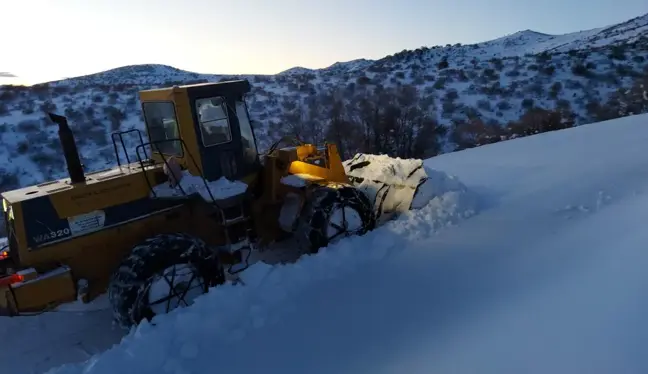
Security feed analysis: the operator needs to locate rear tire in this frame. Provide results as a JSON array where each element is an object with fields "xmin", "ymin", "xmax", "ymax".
[
  {"xmin": 108, "ymin": 233, "xmax": 225, "ymax": 328},
  {"xmin": 296, "ymin": 183, "xmax": 375, "ymax": 253}
]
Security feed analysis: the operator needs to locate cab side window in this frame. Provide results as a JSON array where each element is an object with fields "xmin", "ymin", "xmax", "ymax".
[
  {"xmin": 196, "ymin": 97, "xmax": 232, "ymax": 147},
  {"xmin": 142, "ymin": 101, "xmax": 183, "ymax": 156},
  {"xmin": 235, "ymin": 100, "xmax": 259, "ymax": 164}
]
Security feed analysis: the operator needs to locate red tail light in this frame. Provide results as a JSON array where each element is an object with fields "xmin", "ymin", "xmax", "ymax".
[{"xmin": 0, "ymin": 274, "xmax": 23, "ymax": 287}]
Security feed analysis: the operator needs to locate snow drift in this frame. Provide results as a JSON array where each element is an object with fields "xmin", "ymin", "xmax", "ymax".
[
  {"xmin": 4, "ymin": 113, "xmax": 648, "ymax": 374},
  {"xmin": 42, "ymin": 166, "xmax": 478, "ymax": 374}
]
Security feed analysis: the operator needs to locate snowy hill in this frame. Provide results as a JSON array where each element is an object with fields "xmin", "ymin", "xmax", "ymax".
[
  {"xmin": 279, "ymin": 59, "xmax": 373, "ymax": 76},
  {"xmin": 0, "ymin": 13, "xmax": 646, "ymax": 198},
  {"xmin": 51, "ymin": 64, "xmax": 214, "ymax": 87},
  {"xmin": 2, "ymin": 112, "xmax": 648, "ymax": 374},
  {"xmin": 478, "ymin": 13, "xmax": 648, "ymax": 58}
]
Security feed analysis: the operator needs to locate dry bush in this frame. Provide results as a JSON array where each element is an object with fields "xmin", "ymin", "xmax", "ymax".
[
  {"xmin": 450, "ymin": 118, "xmax": 505, "ymax": 150},
  {"xmin": 507, "ymin": 108, "xmax": 574, "ymax": 137}
]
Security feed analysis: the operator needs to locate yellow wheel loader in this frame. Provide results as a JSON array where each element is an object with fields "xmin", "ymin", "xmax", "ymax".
[{"xmin": 0, "ymin": 80, "xmax": 435, "ymax": 327}]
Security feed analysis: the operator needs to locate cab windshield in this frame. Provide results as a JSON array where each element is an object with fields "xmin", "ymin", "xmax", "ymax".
[{"xmin": 196, "ymin": 97, "xmax": 232, "ymax": 147}]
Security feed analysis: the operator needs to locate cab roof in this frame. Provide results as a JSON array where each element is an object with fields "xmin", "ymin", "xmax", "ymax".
[{"xmin": 139, "ymin": 79, "xmax": 251, "ymax": 99}]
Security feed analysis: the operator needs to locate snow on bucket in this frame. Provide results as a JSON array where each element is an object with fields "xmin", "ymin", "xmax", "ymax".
[{"xmin": 344, "ymin": 153, "xmax": 467, "ymax": 224}]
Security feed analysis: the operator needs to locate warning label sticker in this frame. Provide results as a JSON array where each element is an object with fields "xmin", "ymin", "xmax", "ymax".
[{"xmin": 67, "ymin": 210, "xmax": 106, "ymax": 236}]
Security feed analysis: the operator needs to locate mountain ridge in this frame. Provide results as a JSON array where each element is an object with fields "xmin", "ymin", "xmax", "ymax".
[{"xmin": 10, "ymin": 13, "xmax": 645, "ymax": 88}]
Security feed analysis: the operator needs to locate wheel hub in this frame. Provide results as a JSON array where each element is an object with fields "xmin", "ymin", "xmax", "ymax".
[
  {"xmin": 326, "ymin": 204, "xmax": 363, "ymax": 241},
  {"xmin": 146, "ymin": 263, "xmax": 206, "ymax": 315}
]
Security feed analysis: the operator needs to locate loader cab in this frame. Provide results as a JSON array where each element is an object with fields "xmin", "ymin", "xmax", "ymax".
[{"xmin": 139, "ymin": 80, "xmax": 260, "ymax": 182}]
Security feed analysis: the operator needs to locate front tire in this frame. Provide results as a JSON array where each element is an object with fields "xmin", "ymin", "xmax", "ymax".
[
  {"xmin": 108, "ymin": 233, "xmax": 225, "ymax": 328},
  {"xmin": 297, "ymin": 183, "xmax": 375, "ymax": 253}
]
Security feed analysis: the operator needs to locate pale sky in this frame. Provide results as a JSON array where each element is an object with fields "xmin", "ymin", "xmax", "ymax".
[{"xmin": 1, "ymin": 0, "xmax": 647, "ymax": 85}]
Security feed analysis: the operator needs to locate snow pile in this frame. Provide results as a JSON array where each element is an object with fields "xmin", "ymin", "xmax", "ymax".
[
  {"xmin": 411, "ymin": 166, "xmax": 473, "ymax": 209},
  {"xmin": 46, "ymin": 167, "xmax": 479, "ymax": 374},
  {"xmin": 151, "ymin": 171, "xmax": 248, "ymax": 201},
  {"xmin": 392, "ymin": 168, "xmax": 478, "ymax": 240}
]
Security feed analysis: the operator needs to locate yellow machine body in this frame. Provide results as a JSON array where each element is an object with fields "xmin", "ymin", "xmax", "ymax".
[{"xmin": 0, "ymin": 80, "xmax": 355, "ymax": 315}]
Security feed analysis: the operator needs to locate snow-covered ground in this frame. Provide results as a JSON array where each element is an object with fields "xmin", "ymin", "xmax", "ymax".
[
  {"xmin": 3, "ymin": 113, "xmax": 648, "ymax": 373},
  {"xmin": 0, "ymin": 295, "xmax": 124, "ymax": 374}
]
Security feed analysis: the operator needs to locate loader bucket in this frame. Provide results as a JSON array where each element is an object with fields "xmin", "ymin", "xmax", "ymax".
[{"xmin": 343, "ymin": 154, "xmax": 440, "ymax": 224}]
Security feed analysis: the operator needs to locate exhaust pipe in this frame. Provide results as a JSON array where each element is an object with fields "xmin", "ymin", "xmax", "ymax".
[{"xmin": 48, "ymin": 113, "xmax": 86, "ymax": 184}]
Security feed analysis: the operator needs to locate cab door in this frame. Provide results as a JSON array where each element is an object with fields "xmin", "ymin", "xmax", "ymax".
[{"xmin": 192, "ymin": 96, "xmax": 259, "ymax": 181}]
